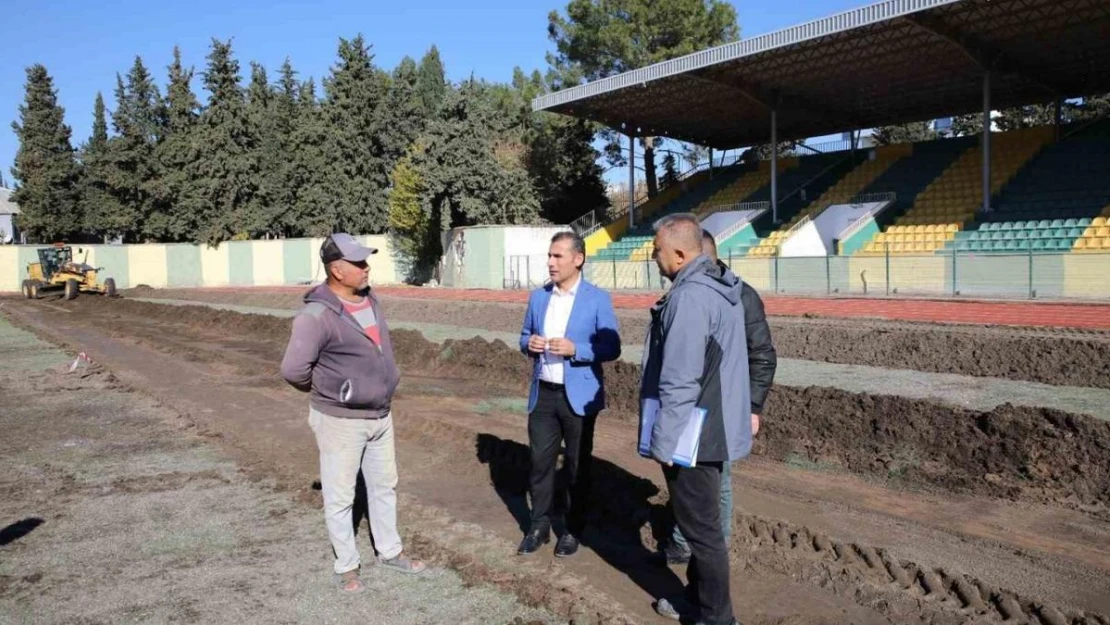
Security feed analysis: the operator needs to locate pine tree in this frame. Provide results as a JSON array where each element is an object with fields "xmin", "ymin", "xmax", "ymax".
[
  {"xmin": 288, "ymin": 78, "xmax": 334, "ymax": 236},
  {"xmin": 416, "ymin": 46, "xmax": 447, "ymax": 118},
  {"xmin": 660, "ymin": 153, "xmax": 680, "ymax": 189},
  {"xmin": 872, "ymin": 120, "xmax": 938, "ymax": 146},
  {"xmin": 10, "ymin": 64, "xmax": 80, "ymax": 242},
  {"xmin": 378, "ymin": 56, "xmax": 425, "ymax": 176},
  {"xmin": 186, "ymin": 39, "xmax": 260, "ymax": 244},
  {"xmin": 103, "ymin": 57, "xmax": 164, "ymax": 241},
  {"xmin": 150, "ymin": 46, "xmax": 201, "ymax": 241},
  {"xmin": 410, "ymin": 80, "xmax": 540, "ymax": 244},
  {"xmin": 246, "ymin": 61, "xmax": 278, "ymax": 236},
  {"xmin": 78, "ymin": 92, "xmax": 121, "ymax": 241},
  {"xmin": 262, "ymin": 58, "xmax": 303, "ymax": 237}
]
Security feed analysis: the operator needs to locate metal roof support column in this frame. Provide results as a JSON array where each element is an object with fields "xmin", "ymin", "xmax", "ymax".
[
  {"xmin": 1054, "ymin": 96, "xmax": 1063, "ymax": 142},
  {"xmin": 981, "ymin": 71, "xmax": 992, "ymax": 214},
  {"xmin": 709, "ymin": 148, "xmax": 714, "ymax": 180},
  {"xmin": 628, "ymin": 134, "xmax": 636, "ymax": 229},
  {"xmin": 771, "ymin": 108, "xmax": 779, "ymax": 224}
]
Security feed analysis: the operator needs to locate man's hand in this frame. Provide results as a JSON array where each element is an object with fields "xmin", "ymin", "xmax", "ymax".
[
  {"xmin": 527, "ymin": 335, "xmax": 547, "ymax": 354},
  {"xmin": 752, "ymin": 413, "xmax": 761, "ymax": 437},
  {"xmin": 546, "ymin": 337, "xmax": 576, "ymax": 357}
]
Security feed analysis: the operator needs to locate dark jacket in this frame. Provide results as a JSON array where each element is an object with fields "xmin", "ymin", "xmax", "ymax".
[
  {"xmin": 280, "ymin": 284, "xmax": 401, "ymax": 419},
  {"xmin": 639, "ymin": 255, "xmax": 751, "ymax": 464},
  {"xmin": 727, "ymin": 260, "xmax": 777, "ymax": 414}
]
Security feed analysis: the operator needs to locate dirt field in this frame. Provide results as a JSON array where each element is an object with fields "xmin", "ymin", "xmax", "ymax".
[{"xmin": 3, "ymin": 291, "xmax": 1110, "ymax": 625}]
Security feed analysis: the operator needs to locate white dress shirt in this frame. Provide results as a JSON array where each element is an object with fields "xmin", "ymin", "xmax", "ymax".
[{"xmin": 538, "ymin": 275, "xmax": 580, "ymax": 385}]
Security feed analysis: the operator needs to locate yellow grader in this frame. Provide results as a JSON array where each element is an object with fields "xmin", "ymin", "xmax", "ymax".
[{"xmin": 21, "ymin": 244, "xmax": 117, "ymax": 300}]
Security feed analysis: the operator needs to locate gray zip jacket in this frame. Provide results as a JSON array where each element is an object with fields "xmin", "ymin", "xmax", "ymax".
[
  {"xmin": 280, "ymin": 283, "xmax": 400, "ymax": 419},
  {"xmin": 639, "ymin": 255, "xmax": 752, "ymax": 463}
]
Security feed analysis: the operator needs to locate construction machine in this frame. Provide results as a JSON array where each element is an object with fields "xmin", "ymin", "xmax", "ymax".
[{"xmin": 21, "ymin": 244, "xmax": 117, "ymax": 300}]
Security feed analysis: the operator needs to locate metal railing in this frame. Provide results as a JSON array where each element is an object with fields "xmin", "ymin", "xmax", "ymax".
[
  {"xmin": 570, "ymin": 158, "xmax": 717, "ymax": 236},
  {"xmin": 699, "ymin": 201, "xmax": 770, "ymax": 220},
  {"xmin": 839, "ymin": 192, "xmax": 898, "ymax": 241},
  {"xmin": 565, "ymin": 250, "xmax": 1110, "ymax": 300},
  {"xmin": 711, "ymin": 202, "xmax": 771, "ymax": 244}
]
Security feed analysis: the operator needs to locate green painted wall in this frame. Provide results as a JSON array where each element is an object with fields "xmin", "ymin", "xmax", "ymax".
[
  {"xmin": 165, "ymin": 244, "xmax": 203, "ymax": 287},
  {"xmin": 283, "ymin": 238, "xmax": 314, "ymax": 284},
  {"xmin": 839, "ymin": 218, "xmax": 879, "ymax": 256},
  {"xmin": 93, "ymin": 246, "xmax": 131, "ymax": 289},
  {"xmin": 227, "ymin": 241, "xmax": 254, "ymax": 286},
  {"xmin": 460, "ymin": 228, "xmax": 504, "ymax": 290}
]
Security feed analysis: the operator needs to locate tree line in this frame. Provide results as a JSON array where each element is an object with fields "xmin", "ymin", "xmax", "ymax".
[
  {"xmin": 10, "ymin": 0, "xmax": 748, "ymax": 275},
  {"xmin": 9, "ymin": 37, "xmax": 608, "ymax": 261}
]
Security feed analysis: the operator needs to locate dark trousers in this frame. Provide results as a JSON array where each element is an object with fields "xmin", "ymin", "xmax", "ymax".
[
  {"xmin": 527, "ymin": 382, "xmax": 596, "ymax": 537},
  {"xmin": 664, "ymin": 462, "xmax": 734, "ymax": 625}
]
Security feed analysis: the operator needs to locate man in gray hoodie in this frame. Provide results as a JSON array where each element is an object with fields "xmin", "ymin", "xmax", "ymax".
[
  {"xmin": 640, "ymin": 214, "xmax": 750, "ymax": 625},
  {"xmin": 281, "ymin": 233, "xmax": 425, "ymax": 594}
]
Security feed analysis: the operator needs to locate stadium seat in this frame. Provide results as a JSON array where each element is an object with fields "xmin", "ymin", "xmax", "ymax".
[
  {"xmin": 1094, "ymin": 216, "xmax": 1108, "ymax": 227},
  {"xmin": 1064, "ymin": 218, "xmax": 1078, "ymax": 228},
  {"xmin": 1032, "ymin": 239, "xmax": 1046, "ymax": 251},
  {"xmin": 1078, "ymin": 217, "xmax": 1093, "ymax": 228},
  {"xmin": 1051, "ymin": 219, "xmax": 1065, "ymax": 228}
]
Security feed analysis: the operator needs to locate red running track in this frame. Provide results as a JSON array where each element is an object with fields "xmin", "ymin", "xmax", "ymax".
[{"xmin": 373, "ymin": 287, "xmax": 1110, "ymax": 330}]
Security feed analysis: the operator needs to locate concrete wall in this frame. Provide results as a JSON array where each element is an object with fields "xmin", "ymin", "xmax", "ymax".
[{"xmin": 0, "ymin": 234, "xmax": 397, "ymax": 292}]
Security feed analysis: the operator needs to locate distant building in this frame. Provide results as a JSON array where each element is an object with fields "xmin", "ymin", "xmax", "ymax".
[{"xmin": 0, "ymin": 188, "xmax": 19, "ymax": 244}]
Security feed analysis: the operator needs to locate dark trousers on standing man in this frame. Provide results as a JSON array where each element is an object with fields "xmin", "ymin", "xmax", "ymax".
[
  {"xmin": 664, "ymin": 462, "xmax": 734, "ymax": 625},
  {"xmin": 528, "ymin": 381, "xmax": 596, "ymax": 537}
]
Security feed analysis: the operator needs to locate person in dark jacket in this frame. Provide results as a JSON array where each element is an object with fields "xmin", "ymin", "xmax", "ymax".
[
  {"xmin": 280, "ymin": 233, "xmax": 425, "ymax": 594},
  {"xmin": 640, "ymin": 214, "xmax": 749, "ymax": 625},
  {"xmin": 658, "ymin": 230, "xmax": 778, "ymax": 570}
]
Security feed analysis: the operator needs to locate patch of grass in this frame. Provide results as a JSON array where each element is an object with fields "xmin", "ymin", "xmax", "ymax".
[{"xmin": 472, "ymin": 398, "xmax": 529, "ymax": 415}]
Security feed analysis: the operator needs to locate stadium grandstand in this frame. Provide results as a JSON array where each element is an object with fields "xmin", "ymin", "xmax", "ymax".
[{"xmin": 531, "ymin": 0, "xmax": 1110, "ymax": 298}]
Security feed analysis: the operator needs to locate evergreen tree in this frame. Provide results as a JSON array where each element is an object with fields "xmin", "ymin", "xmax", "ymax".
[
  {"xmin": 103, "ymin": 56, "xmax": 164, "ymax": 241},
  {"xmin": 410, "ymin": 81, "xmax": 540, "ymax": 247},
  {"xmin": 246, "ymin": 61, "xmax": 279, "ymax": 236},
  {"xmin": 186, "ymin": 39, "xmax": 260, "ymax": 244},
  {"xmin": 387, "ymin": 150, "xmax": 435, "ymax": 273},
  {"xmin": 150, "ymin": 46, "xmax": 201, "ymax": 241},
  {"xmin": 547, "ymin": 0, "xmax": 739, "ymax": 198},
  {"xmin": 78, "ymin": 92, "xmax": 121, "ymax": 241},
  {"xmin": 262, "ymin": 58, "xmax": 303, "ymax": 237},
  {"xmin": 378, "ymin": 56, "xmax": 425, "ymax": 176},
  {"xmin": 10, "ymin": 64, "xmax": 80, "ymax": 242},
  {"xmin": 660, "ymin": 152, "xmax": 680, "ymax": 189},
  {"xmin": 288, "ymin": 78, "xmax": 334, "ymax": 236},
  {"xmin": 416, "ymin": 46, "xmax": 447, "ymax": 118},
  {"xmin": 872, "ymin": 120, "xmax": 938, "ymax": 146},
  {"xmin": 323, "ymin": 34, "xmax": 390, "ymax": 233}
]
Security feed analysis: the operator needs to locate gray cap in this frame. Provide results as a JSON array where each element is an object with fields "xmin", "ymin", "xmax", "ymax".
[{"xmin": 321, "ymin": 233, "xmax": 378, "ymax": 264}]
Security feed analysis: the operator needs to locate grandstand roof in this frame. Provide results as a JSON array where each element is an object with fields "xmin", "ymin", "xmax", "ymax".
[{"xmin": 532, "ymin": 0, "xmax": 1110, "ymax": 149}]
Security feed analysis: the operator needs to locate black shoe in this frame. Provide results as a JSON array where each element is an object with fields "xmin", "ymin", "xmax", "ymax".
[
  {"xmin": 554, "ymin": 534, "xmax": 580, "ymax": 557},
  {"xmin": 516, "ymin": 529, "xmax": 550, "ymax": 555}
]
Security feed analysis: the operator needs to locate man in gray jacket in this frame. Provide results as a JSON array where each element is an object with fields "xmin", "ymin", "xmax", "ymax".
[
  {"xmin": 281, "ymin": 233, "xmax": 425, "ymax": 593},
  {"xmin": 640, "ymin": 214, "xmax": 750, "ymax": 625}
]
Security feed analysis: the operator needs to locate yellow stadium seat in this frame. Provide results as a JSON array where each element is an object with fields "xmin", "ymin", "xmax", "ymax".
[
  {"xmin": 1094, "ymin": 217, "xmax": 1107, "ymax": 227},
  {"xmin": 1075, "ymin": 238, "xmax": 1089, "ymax": 250},
  {"xmin": 1098, "ymin": 227, "xmax": 1110, "ymax": 237}
]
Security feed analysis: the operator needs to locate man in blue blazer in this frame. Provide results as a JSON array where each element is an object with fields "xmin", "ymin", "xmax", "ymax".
[{"xmin": 517, "ymin": 231, "xmax": 621, "ymax": 557}]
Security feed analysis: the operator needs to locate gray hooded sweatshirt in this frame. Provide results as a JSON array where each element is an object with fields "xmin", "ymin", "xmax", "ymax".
[
  {"xmin": 280, "ymin": 283, "xmax": 400, "ymax": 419},
  {"xmin": 639, "ymin": 255, "xmax": 752, "ymax": 464}
]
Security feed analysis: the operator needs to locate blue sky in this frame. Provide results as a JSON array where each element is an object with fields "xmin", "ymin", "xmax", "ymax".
[{"xmin": 2, "ymin": 0, "xmax": 868, "ymax": 186}]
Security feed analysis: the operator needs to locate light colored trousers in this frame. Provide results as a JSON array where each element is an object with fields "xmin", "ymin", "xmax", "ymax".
[{"xmin": 309, "ymin": 407, "xmax": 403, "ymax": 574}]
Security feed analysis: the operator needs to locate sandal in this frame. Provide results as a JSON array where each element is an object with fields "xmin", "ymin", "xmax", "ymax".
[
  {"xmin": 380, "ymin": 551, "xmax": 427, "ymax": 574},
  {"xmin": 338, "ymin": 569, "xmax": 365, "ymax": 593}
]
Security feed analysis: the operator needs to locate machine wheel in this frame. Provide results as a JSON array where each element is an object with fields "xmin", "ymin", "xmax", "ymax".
[
  {"xmin": 64, "ymin": 278, "xmax": 79, "ymax": 300},
  {"xmin": 21, "ymin": 280, "xmax": 32, "ymax": 299},
  {"xmin": 28, "ymin": 281, "xmax": 41, "ymax": 300},
  {"xmin": 103, "ymin": 278, "xmax": 117, "ymax": 298}
]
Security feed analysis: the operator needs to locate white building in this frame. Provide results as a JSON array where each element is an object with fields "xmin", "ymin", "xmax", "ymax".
[{"xmin": 0, "ymin": 188, "xmax": 19, "ymax": 244}]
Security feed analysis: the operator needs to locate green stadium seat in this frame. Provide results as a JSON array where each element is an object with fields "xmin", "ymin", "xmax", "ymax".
[
  {"xmin": 1000, "ymin": 222, "xmax": 1013, "ymax": 231},
  {"xmin": 1004, "ymin": 241, "xmax": 1018, "ymax": 251},
  {"xmin": 1078, "ymin": 218, "xmax": 1093, "ymax": 228},
  {"xmin": 1054, "ymin": 228, "xmax": 1067, "ymax": 238},
  {"xmin": 1051, "ymin": 219, "xmax": 1065, "ymax": 228},
  {"xmin": 1064, "ymin": 218, "xmax": 1079, "ymax": 228},
  {"xmin": 1017, "ymin": 240, "xmax": 1031, "ymax": 250},
  {"xmin": 1032, "ymin": 240, "xmax": 1046, "ymax": 251},
  {"xmin": 1015, "ymin": 231, "xmax": 1028, "ymax": 240},
  {"xmin": 1037, "ymin": 219, "xmax": 1052, "ymax": 229},
  {"xmin": 1068, "ymin": 227, "xmax": 1084, "ymax": 238}
]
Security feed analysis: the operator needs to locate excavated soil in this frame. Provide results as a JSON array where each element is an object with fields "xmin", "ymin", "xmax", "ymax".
[
  {"xmin": 130, "ymin": 287, "xmax": 1110, "ymax": 388},
  {"xmin": 7, "ymin": 295, "xmax": 1110, "ymax": 624},
  {"xmin": 61, "ymin": 296, "xmax": 1110, "ymax": 513}
]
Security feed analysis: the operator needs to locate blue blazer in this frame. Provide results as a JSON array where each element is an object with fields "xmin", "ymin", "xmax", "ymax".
[{"xmin": 519, "ymin": 278, "xmax": 622, "ymax": 416}]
